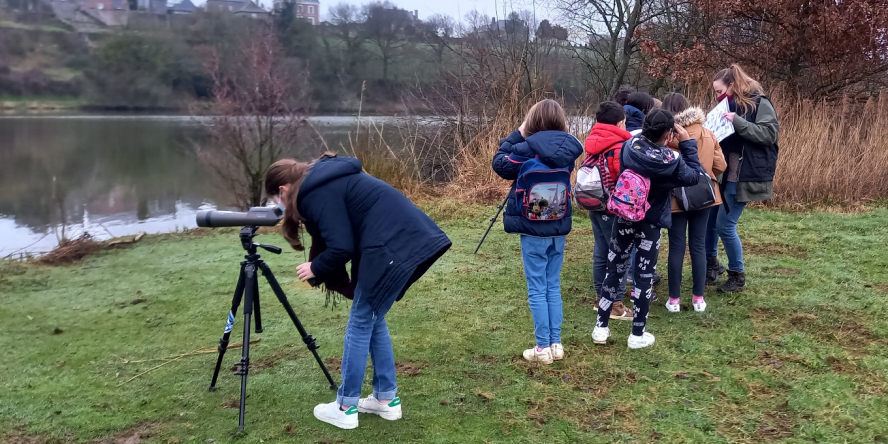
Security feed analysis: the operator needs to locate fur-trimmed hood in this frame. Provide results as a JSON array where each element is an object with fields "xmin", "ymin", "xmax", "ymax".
[{"xmin": 674, "ymin": 107, "xmax": 706, "ymax": 127}]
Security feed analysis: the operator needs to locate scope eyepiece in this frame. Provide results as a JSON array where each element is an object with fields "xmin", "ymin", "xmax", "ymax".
[{"xmin": 196, "ymin": 206, "xmax": 283, "ymax": 228}]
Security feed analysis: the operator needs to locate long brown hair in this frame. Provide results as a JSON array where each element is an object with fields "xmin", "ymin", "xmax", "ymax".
[
  {"xmin": 265, "ymin": 158, "xmax": 311, "ymax": 250},
  {"xmin": 714, "ymin": 63, "xmax": 763, "ymax": 115},
  {"xmin": 523, "ymin": 99, "xmax": 568, "ymax": 136},
  {"xmin": 662, "ymin": 92, "xmax": 690, "ymax": 115}
]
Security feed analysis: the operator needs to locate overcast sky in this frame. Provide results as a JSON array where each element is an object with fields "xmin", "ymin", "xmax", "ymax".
[{"xmin": 214, "ymin": 0, "xmax": 559, "ymax": 23}]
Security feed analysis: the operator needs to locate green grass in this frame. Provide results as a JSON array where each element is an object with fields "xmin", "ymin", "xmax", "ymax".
[
  {"xmin": 0, "ymin": 20, "xmax": 70, "ymax": 33},
  {"xmin": 0, "ymin": 95, "xmax": 83, "ymax": 114},
  {"xmin": 2, "ymin": 206, "xmax": 888, "ymax": 443}
]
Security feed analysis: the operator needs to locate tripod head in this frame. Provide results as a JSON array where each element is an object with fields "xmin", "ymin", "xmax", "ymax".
[{"xmin": 239, "ymin": 226, "xmax": 283, "ymax": 256}]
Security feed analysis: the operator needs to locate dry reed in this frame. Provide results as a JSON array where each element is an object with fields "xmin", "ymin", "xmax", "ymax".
[
  {"xmin": 772, "ymin": 93, "xmax": 888, "ymax": 206},
  {"xmin": 36, "ymin": 234, "xmax": 104, "ymax": 265},
  {"xmin": 349, "ymin": 72, "xmax": 888, "ymax": 208}
]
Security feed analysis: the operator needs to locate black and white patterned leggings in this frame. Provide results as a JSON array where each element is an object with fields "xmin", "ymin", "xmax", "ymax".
[{"xmin": 596, "ymin": 218, "xmax": 662, "ymax": 336}]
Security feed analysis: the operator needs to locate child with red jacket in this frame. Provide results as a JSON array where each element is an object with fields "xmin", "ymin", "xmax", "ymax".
[{"xmin": 584, "ymin": 102, "xmax": 634, "ymax": 320}]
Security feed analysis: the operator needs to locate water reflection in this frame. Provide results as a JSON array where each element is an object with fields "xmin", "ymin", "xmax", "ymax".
[{"xmin": 0, "ymin": 115, "xmax": 383, "ymax": 256}]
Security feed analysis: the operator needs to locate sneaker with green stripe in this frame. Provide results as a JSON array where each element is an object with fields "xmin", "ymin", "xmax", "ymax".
[
  {"xmin": 357, "ymin": 395, "xmax": 402, "ymax": 420},
  {"xmin": 313, "ymin": 401, "xmax": 359, "ymax": 429}
]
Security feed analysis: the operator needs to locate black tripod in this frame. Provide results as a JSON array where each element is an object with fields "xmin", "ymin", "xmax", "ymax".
[
  {"xmin": 474, "ymin": 192, "xmax": 509, "ymax": 254},
  {"xmin": 208, "ymin": 226, "xmax": 338, "ymax": 432}
]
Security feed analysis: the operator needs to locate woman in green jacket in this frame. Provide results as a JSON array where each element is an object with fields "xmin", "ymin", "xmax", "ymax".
[{"xmin": 707, "ymin": 64, "xmax": 780, "ymax": 292}]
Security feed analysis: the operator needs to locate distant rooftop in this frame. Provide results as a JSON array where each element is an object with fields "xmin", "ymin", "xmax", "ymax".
[
  {"xmin": 170, "ymin": 0, "xmax": 195, "ymax": 12},
  {"xmin": 234, "ymin": 0, "xmax": 266, "ymax": 14}
]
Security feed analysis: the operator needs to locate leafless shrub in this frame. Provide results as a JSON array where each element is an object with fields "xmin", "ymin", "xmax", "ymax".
[{"xmin": 194, "ymin": 24, "xmax": 312, "ymax": 210}]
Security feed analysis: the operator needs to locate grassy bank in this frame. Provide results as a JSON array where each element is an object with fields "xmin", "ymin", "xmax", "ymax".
[
  {"xmin": 2, "ymin": 205, "xmax": 888, "ymax": 443},
  {"xmin": 0, "ymin": 95, "xmax": 83, "ymax": 113}
]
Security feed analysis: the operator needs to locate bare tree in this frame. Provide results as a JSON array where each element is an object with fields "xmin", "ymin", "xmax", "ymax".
[
  {"xmin": 557, "ymin": 0, "xmax": 665, "ymax": 98},
  {"xmin": 324, "ymin": 3, "xmax": 368, "ymax": 83},
  {"xmin": 362, "ymin": 1, "xmax": 416, "ymax": 80},
  {"xmin": 196, "ymin": 25, "xmax": 311, "ymax": 210},
  {"xmin": 422, "ymin": 14, "xmax": 456, "ymax": 63}
]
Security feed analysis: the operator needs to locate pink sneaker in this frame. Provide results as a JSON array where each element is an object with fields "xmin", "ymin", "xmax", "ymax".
[
  {"xmin": 692, "ymin": 296, "xmax": 706, "ymax": 312},
  {"xmin": 665, "ymin": 298, "xmax": 680, "ymax": 312}
]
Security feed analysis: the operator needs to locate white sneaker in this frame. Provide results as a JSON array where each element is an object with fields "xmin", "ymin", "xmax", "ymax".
[
  {"xmin": 592, "ymin": 327, "xmax": 610, "ymax": 345},
  {"xmin": 693, "ymin": 298, "xmax": 707, "ymax": 312},
  {"xmin": 357, "ymin": 395, "xmax": 402, "ymax": 420},
  {"xmin": 627, "ymin": 332, "xmax": 655, "ymax": 349},
  {"xmin": 313, "ymin": 401, "xmax": 358, "ymax": 429},
  {"xmin": 522, "ymin": 346, "xmax": 553, "ymax": 364},
  {"xmin": 665, "ymin": 299, "xmax": 681, "ymax": 312},
  {"xmin": 550, "ymin": 343, "xmax": 565, "ymax": 361}
]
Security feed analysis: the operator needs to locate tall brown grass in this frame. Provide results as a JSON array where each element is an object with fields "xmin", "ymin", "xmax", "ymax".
[
  {"xmin": 347, "ymin": 52, "xmax": 888, "ymax": 209},
  {"xmin": 683, "ymin": 85, "xmax": 888, "ymax": 207},
  {"xmin": 773, "ymin": 93, "xmax": 888, "ymax": 206}
]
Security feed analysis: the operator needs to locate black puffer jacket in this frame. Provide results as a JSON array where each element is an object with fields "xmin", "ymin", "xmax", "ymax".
[
  {"xmin": 720, "ymin": 95, "xmax": 779, "ymax": 202},
  {"xmin": 620, "ymin": 136, "xmax": 703, "ymax": 228}
]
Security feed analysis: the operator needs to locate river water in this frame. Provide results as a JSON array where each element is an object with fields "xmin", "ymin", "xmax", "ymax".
[{"xmin": 0, "ymin": 114, "xmax": 391, "ymax": 257}]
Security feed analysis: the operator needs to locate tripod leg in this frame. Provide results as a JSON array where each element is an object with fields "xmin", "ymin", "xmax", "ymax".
[
  {"xmin": 474, "ymin": 194, "xmax": 509, "ymax": 254},
  {"xmin": 209, "ymin": 263, "xmax": 247, "ymax": 391},
  {"xmin": 233, "ymin": 263, "xmax": 257, "ymax": 433},
  {"xmin": 258, "ymin": 261, "xmax": 339, "ymax": 390},
  {"xmin": 253, "ymin": 273, "xmax": 263, "ymax": 334}
]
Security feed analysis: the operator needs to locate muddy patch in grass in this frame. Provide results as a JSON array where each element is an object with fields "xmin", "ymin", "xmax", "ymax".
[
  {"xmin": 3, "ymin": 429, "xmax": 48, "ymax": 444},
  {"xmin": 743, "ymin": 239, "xmax": 809, "ymax": 258},
  {"xmin": 221, "ymin": 397, "xmax": 241, "ymax": 409},
  {"xmin": 323, "ymin": 357, "xmax": 427, "ymax": 376},
  {"xmin": 395, "ymin": 361, "xmax": 428, "ymax": 376},
  {"xmin": 827, "ymin": 356, "xmax": 858, "ymax": 373},
  {"xmin": 93, "ymin": 422, "xmax": 158, "ymax": 444},
  {"xmin": 250, "ymin": 345, "xmax": 305, "ymax": 372},
  {"xmin": 515, "ymin": 395, "xmax": 638, "ymax": 435},
  {"xmin": 751, "ymin": 306, "xmax": 885, "ymax": 355},
  {"xmin": 803, "ymin": 308, "xmax": 886, "ymax": 353},
  {"xmin": 753, "ymin": 410, "xmax": 796, "ymax": 440},
  {"xmin": 473, "ymin": 354, "xmax": 502, "ymax": 365},
  {"xmin": 325, "ymin": 356, "xmax": 342, "ymax": 371},
  {"xmin": 789, "ymin": 313, "xmax": 817, "ymax": 325}
]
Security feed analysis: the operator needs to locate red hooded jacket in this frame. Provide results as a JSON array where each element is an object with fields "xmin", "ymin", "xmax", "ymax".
[{"xmin": 583, "ymin": 123, "xmax": 632, "ymax": 184}]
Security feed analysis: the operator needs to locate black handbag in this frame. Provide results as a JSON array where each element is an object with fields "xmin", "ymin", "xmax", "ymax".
[{"xmin": 674, "ymin": 171, "xmax": 716, "ymax": 211}]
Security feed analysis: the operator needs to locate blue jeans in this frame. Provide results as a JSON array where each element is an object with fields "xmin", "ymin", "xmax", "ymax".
[
  {"xmin": 706, "ymin": 182, "xmax": 747, "ymax": 272},
  {"xmin": 589, "ymin": 212, "xmax": 628, "ymax": 300},
  {"xmin": 520, "ymin": 235, "xmax": 565, "ymax": 348},
  {"xmin": 336, "ymin": 276, "xmax": 409, "ymax": 406}
]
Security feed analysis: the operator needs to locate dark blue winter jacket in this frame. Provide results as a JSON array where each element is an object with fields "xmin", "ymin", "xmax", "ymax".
[
  {"xmin": 624, "ymin": 105, "xmax": 645, "ymax": 132},
  {"xmin": 492, "ymin": 130, "xmax": 584, "ymax": 237},
  {"xmin": 620, "ymin": 136, "xmax": 703, "ymax": 228},
  {"xmin": 297, "ymin": 156, "xmax": 451, "ymax": 312}
]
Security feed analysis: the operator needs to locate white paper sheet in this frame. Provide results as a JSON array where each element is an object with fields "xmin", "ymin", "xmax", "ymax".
[{"xmin": 704, "ymin": 98, "xmax": 735, "ymax": 142}]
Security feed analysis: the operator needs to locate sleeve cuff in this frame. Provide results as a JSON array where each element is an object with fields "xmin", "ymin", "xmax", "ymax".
[
  {"xmin": 310, "ymin": 261, "xmax": 329, "ymax": 280},
  {"xmin": 732, "ymin": 116, "xmax": 748, "ymax": 131},
  {"xmin": 678, "ymin": 139, "xmax": 698, "ymax": 151}
]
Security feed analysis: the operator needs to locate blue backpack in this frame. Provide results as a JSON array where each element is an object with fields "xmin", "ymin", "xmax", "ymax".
[{"xmin": 515, "ymin": 158, "xmax": 573, "ymax": 222}]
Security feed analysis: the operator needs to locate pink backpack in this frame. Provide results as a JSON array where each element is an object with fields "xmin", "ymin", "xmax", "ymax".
[{"xmin": 607, "ymin": 169, "xmax": 651, "ymax": 222}]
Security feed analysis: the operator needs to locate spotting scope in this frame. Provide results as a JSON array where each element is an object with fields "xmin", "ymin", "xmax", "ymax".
[{"xmin": 196, "ymin": 207, "xmax": 283, "ymax": 228}]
